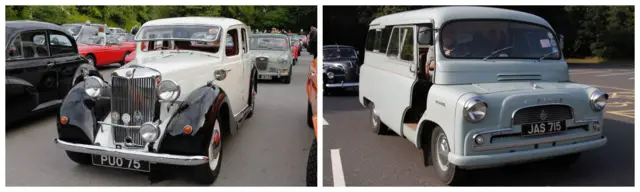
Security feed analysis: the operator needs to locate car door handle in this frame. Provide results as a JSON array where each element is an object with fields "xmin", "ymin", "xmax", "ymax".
[{"xmin": 46, "ymin": 62, "xmax": 55, "ymax": 68}]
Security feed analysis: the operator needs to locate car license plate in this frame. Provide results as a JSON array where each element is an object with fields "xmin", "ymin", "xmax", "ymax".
[
  {"xmin": 521, "ymin": 121, "xmax": 567, "ymax": 136},
  {"xmin": 258, "ymin": 75, "xmax": 272, "ymax": 80},
  {"xmin": 91, "ymin": 155, "xmax": 150, "ymax": 172}
]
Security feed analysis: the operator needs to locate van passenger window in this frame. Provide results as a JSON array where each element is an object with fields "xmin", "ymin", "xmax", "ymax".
[
  {"xmin": 379, "ymin": 26, "xmax": 392, "ymax": 53},
  {"xmin": 386, "ymin": 28, "xmax": 400, "ymax": 58},
  {"xmin": 373, "ymin": 30, "xmax": 382, "ymax": 51},
  {"xmin": 400, "ymin": 28, "xmax": 414, "ymax": 61},
  {"xmin": 365, "ymin": 29, "xmax": 375, "ymax": 51}
]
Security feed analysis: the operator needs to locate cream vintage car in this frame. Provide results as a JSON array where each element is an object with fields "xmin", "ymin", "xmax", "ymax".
[
  {"xmin": 250, "ymin": 33, "xmax": 294, "ymax": 84},
  {"xmin": 54, "ymin": 17, "xmax": 258, "ymax": 184},
  {"xmin": 359, "ymin": 7, "xmax": 608, "ymax": 185}
]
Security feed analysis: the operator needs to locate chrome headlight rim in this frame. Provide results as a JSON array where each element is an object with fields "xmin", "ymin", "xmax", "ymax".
[
  {"xmin": 590, "ymin": 90, "xmax": 608, "ymax": 111},
  {"xmin": 139, "ymin": 122, "xmax": 160, "ymax": 142},
  {"xmin": 463, "ymin": 96, "xmax": 488, "ymax": 123},
  {"xmin": 326, "ymin": 72, "xmax": 335, "ymax": 79},
  {"xmin": 157, "ymin": 80, "xmax": 181, "ymax": 102},
  {"xmin": 84, "ymin": 76, "xmax": 105, "ymax": 98}
]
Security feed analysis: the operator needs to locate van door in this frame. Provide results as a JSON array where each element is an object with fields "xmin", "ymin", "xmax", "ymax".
[{"xmin": 376, "ymin": 26, "xmax": 418, "ymax": 135}]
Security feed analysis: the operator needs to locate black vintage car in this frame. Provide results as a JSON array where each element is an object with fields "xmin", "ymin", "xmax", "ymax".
[
  {"xmin": 6, "ymin": 20, "xmax": 102, "ymax": 124},
  {"xmin": 322, "ymin": 45, "xmax": 360, "ymax": 95}
]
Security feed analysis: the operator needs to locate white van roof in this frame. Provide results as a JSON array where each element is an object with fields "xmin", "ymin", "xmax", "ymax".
[{"xmin": 370, "ymin": 6, "xmax": 552, "ymax": 29}]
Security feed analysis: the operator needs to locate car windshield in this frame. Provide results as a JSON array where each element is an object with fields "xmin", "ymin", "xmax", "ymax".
[
  {"xmin": 439, "ymin": 20, "xmax": 561, "ymax": 60},
  {"xmin": 75, "ymin": 26, "xmax": 103, "ymax": 45},
  {"xmin": 250, "ymin": 37, "xmax": 289, "ymax": 51},
  {"xmin": 62, "ymin": 24, "xmax": 81, "ymax": 36},
  {"xmin": 323, "ymin": 48, "xmax": 356, "ymax": 60},
  {"xmin": 136, "ymin": 25, "xmax": 223, "ymax": 54}
]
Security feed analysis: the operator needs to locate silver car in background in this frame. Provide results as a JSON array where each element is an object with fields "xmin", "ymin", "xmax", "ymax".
[{"xmin": 250, "ymin": 33, "xmax": 294, "ymax": 84}]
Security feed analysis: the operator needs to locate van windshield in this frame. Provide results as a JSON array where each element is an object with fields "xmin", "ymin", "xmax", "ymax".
[{"xmin": 439, "ymin": 20, "xmax": 561, "ymax": 60}]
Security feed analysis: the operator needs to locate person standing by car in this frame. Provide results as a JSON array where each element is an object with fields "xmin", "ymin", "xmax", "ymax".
[{"xmin": 308, "ymin": 26, "xmax": 317, "ymax": 59}]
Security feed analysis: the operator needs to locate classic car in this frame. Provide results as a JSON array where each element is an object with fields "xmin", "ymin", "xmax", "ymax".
[
  {"xmin": 305, "ymin": 58, "xmax": 318, "ymax": 186},
  {"xmin": 323, "ymin": 45, "xmax": 360, "ymax": 95},
  {"xmin": 250, "ymin": 33, "xmax": 294, "ymax": 84},
  {"xmin": 359, "ymin": 7, "xmax": 608, "ymax": 185},
  {"xmin": 54, "ymin": 17, "xmax": 258, "ymax": 185},
  {"xmin": 110, "ymin": 27, "xmax": 126, "ymax": 34},
  {"xmin": 5, "ymin": 20, "xmax": 102, "ymax": 124},
  {"xmin": 76, "ymin": 25, "xmax": 136, "ymax": 67},
  {"xmin": 288, "ymin": 34, "xmax": 303, "ymax": 56},
  {"xmin": 62, "ymin": 23, "xmax": 112, "ymax": 40}
]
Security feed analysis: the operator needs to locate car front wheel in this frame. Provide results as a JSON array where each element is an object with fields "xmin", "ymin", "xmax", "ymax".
[{"xmin": 192, "ymin": 113, "xmax": 224, "ymax": 185}]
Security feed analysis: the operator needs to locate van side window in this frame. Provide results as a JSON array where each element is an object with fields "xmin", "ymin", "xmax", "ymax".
[
  {"xmin": 400, "ymin": 28, "xmax": 414, "ymax": 61},
  {"xmin": 373, "ymin": 30, "xmax": 382, "ymax": 51},
  {"xmin": 379, "ymin": 26, "xmax": 392, "ymax": 53},
  {"xmin": 365, "ymin": 29, "xmax": 375, "ymax": 51},
  {"xmin": 386, "ymin": 28, "xmax": 400, "ymax": 58}
]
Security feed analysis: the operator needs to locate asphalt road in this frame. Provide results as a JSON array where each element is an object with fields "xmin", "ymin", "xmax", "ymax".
[
  {"xmin": 6, "ymin": 52, "xmax": 315, "ymax": 186},
  {"xmin": 322, "ymin": 63, "xmax": 635, "ymax": 186}
]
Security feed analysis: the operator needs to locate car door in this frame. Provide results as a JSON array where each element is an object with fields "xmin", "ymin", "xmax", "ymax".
[
  {"xmin": 6, "ymin": 30, "xmax": 59, "ymax": 104},
  {"xmin": 376, "ymin": 26, "xmax": 418, "ymax": 135},
  {"xmin": 217, "ymin": 27, "xmax": 246, "ymax": 116},
  {"xmin": 48, "ymin": 30, "xmax": 86, "ymax": 97},
  {"xmin": 240, "ymin": 27, "xmax": 251, "ymax": 103}
]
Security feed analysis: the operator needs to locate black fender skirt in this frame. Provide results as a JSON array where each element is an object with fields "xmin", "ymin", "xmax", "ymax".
[{"xmin": 159, "ymin": 85, "xmax": 232, "ymax": 156}]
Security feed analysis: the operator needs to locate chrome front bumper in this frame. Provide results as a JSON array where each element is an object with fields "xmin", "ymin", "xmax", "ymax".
[
  {"xmin": 326, "ymin": 82, "xmax": 359, "ymax": 88},
  {"xmin": 258, "ymin": 70, "xmax": 289, "ymax": 77},
  {"xmin": 54, "ymin": 139, "xmax": 208, "ymax": 166}
]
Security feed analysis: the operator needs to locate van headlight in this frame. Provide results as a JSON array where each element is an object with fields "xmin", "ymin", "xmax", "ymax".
[
  {"xmin": 84, "ymin": 76, "xmax": 105, "ymax": 98},
  {"xmin": 140, "ymin": 122, "xmax": 160, "ymax": 142},
  {"xmin": 463, "ymin": 96, "xmax": 488, "ymax": 123},
  {"xmin": 157, "ymin": 80, "xmax": 180, "ymax": 102},
  {"xmin": 590, "ymin": 90, "xmax": 608, "ymax": 111}
]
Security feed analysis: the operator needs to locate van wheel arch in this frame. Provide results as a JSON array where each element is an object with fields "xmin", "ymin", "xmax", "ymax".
[{"xmin": 418, "ymin": 120, "xmax": 439, "ymax": 166}]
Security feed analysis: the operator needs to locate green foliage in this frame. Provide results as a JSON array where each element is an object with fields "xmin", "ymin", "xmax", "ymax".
[{"xmin": 6, "ymin": 5, "xmax": 316, "ymax": 33}]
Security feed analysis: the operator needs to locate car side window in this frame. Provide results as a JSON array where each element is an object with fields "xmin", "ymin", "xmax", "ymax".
[
  {"xmin": 48, "ymin": 31, "xmax": 76, "ymax": 56},
  {"xmin": 386, "ymin": 28, "xmax": 400, "ymax": 58},
  {"xmin": 365, "ymin": 29, "xmax": 375, "ymax": 51},
  {"xmin": 400, "ymin": 27, "xmax": 414, "ymax": 61},
  {"xmin": 226, "ymin": 29, "xmax": 239, "ymax": 57},
  {"xmin": 241, "ymin": 28, "xmax": 248, "ymax": 53},
  {"xmin": 7, "ymin": 30, "xmax": 50, "ymax": 60}
]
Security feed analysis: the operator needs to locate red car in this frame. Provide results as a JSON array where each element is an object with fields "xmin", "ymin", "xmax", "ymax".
[{"xmin": 76, "ymin": 27, "xmax": 136, "ymax": 67}]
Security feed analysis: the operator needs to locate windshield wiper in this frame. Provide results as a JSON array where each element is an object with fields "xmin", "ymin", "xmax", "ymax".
[
  {"xmin": 483, "ymin": 46, "xmax": 514, "ymax": 61},
  {"xmin": 539, "ymin": 50, "xmax": 559, "ymax": 61}
]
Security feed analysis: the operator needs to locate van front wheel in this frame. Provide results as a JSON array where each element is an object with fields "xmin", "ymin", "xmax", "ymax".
[
  {"xmin": 430, "ymin": 126, "xmax": 467, "ymax": 185},
  {"xmin": 368, "ymin": 103, "xmax": 387, "ymax": 135}
]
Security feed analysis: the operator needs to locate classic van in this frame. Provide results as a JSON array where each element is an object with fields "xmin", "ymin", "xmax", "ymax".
[{"xmin": 359, "ymin": 7, "xmax": 608, "ymax": 185}]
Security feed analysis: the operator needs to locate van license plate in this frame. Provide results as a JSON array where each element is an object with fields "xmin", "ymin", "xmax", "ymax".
[
  {"xmin": 91, "ymin": 155, "xmax": 150, "ymax": 172},
  {"xmin": 258, "ymin": 75, "xmax": 272, "ymax": 80},
  {"xmin": 521, "ymin": 121, "xmax": 567, "ymax": 136}
]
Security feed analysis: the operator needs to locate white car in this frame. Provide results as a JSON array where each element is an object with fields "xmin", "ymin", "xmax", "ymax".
[
  {"xmin": 250, "ymin": 33, "xmax": 294, "ymax": 83},
  {"xmin": 54, "ymin": 17, "xmax": 258, "ymax": 184}
]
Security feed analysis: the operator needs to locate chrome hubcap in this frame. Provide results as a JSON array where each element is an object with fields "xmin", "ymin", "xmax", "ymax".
[
  {"xmin": 436, "ymin": 133, "xmax": 450, "ymax": 171},
  {"xmin": 371, "ymin": 107, "xmax": 379, "ymax": 128},
  {"xmin": 208, "ymin": 120, "xmax": 222, "ymax": 170}
]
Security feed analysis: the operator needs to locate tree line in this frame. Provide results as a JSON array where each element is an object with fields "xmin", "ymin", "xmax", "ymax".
[
  {"xmin": 6, "ymin": 6, "xmax": 317, "ymax": 35},
  {"xmin": 324, "ymin": 6, "xmax": 634, "ymax": 60}
]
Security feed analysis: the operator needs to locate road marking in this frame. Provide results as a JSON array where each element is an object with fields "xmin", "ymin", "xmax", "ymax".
[
  {"xmin": 569, "ymin": 71, "xmax": 606, "ymax": 75},
  {"xmin": 629, "ymin": 77, "xmax": 634, "ymax": 80},
  {"xmin": 595, "ymin": 72, "xmax": 634, "ymax": 77},
  {"xmin": 323, "ymin": 118, "xmax": 329, "ymax": 126},
  {"xmin": 331, "ymin": 149, "xmax": 346, "ymax": 187},
  {"xmin": 607, "ymin": 110, "xmax": 634, "ymax": 119}
]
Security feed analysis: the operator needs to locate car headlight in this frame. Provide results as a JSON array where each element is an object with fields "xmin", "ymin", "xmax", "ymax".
[
  {"xmin": 157, "ymin": 80, "xmax": 180, "ymax": 102},
  {"xmin": 463, "ymin": 96, "xmax": 488, "ymax": 123},
  {"xmin": 140, "ymin": 122, "xmax": 160, "ymax": 142},
  {"xmin": 279, "ymin": 57, "xmax": 288, "ymax": 64},
  {"xmin": 84, "ymin": 76, "xmax": 105, "ymax": 98},
  {"xmin": 327, "ymin": 72, "xmax": 335, "ymax": 79},
  {"xmin": 590, "ymin": 90, "xmax": 608, "ymax": 111}
]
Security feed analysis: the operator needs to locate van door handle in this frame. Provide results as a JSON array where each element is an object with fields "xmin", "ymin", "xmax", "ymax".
[{"xmin": 46, "ymin": 61, "xmax": 55, "ymax": 68}]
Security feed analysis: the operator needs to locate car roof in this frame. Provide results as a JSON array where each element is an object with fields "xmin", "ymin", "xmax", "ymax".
[
  {"xmin": 370, "ymin": 6, "xmax": 551, "ymax": 29},
  {"xmin": 323, "ymin": 45, "xmax": 356, "ymax": 49},
  {"xmin": 6, "ymin": 20, "xmax": 71, "ymax": 42},
  {"xmin": 142, "ymin": 17, "xmax": 245, "ymax": 29}
]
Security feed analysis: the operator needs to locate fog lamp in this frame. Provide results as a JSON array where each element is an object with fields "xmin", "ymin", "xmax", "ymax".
[{"xmin": 474, "ymin": 135, "xmax": 485, "ymax": 145}]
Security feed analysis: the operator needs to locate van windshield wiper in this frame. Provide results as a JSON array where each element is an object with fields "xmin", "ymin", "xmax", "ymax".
[
  {"xmin": 538, "ymin": 50, "xmax": 559, "ymax": 61},
  {"xmin": 483, "ymin": 46, "xmax": 514, "ymax": 61}
]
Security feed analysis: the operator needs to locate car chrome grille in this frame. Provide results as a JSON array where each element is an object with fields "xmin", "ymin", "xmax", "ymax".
[
  {"xmin": 111, "ymin": 76, "xmax": 158, "ymax": 147},
  {"xmin": 512, "ymin": 105, "xmax": 573, "ymax": 125},
  {"xmin": 256, "ymin": 57, "xmax": 268, "ymax": 70}
]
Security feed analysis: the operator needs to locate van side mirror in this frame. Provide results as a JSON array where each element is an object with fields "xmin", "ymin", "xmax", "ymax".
[{"xmin": 558, "ymin": 34, "xmax": 564, "ymax": 49}]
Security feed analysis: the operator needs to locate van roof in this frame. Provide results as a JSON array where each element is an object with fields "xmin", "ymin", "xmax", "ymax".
[{"xmin": 370, "ymin": 6, "xmax": 551, "ymax": 29}]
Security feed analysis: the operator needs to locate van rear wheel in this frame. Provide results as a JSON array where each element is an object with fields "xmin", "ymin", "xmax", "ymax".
[{"xmin": 368, "ymin": 103, "xmax": 388, "ymax": 135}]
